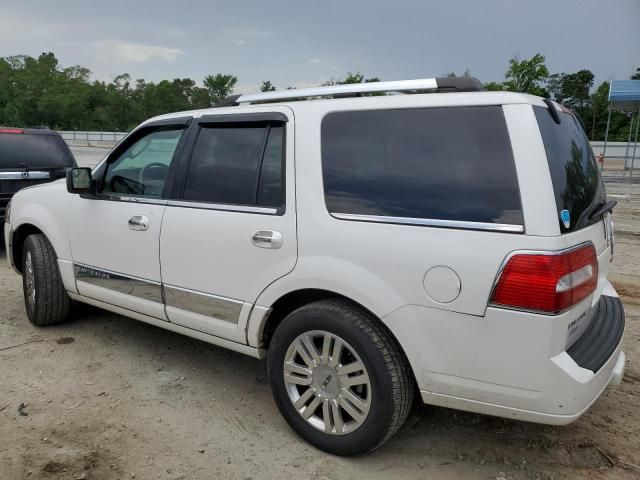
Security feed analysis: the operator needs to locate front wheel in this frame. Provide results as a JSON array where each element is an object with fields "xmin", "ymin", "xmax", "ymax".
[
  {"xmin": 268, "ymin": 299, "xmax": 414, "ymax": 456},
  {"xmin": 22, "ymin": 234, "xmax": 71, "ymax": 326}
]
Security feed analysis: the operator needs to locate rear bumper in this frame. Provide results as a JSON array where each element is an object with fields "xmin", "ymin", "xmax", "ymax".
[{"xmin": 384, "ymin": 285, "xmax": 626, "ymax": 425}]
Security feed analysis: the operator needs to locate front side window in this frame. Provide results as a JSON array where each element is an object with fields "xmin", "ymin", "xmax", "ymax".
[
  {"xmin": 102, "ymin": 127, "xmax": 185, "ymax": 198},
  {"xmin": 182, "ymin": 123, "xmax": 285, "ymax": 208},
  {"xmin": 321, "ymin": 106, "xmax": 523, "ymax": 226}
]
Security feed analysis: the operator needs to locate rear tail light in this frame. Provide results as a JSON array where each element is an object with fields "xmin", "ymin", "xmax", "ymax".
[
  {"xmin": 0, "ymin": 128, "xmax": 24, "ymax": 134},
  {"xmin": 490, "ymin": 243, "xmax": 598, "ymax": 314}
]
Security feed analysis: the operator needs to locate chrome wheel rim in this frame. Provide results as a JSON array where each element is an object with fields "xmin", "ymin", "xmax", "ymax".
[
  {"xmin": 283, "ymin": 330, "xmax": 371, "ymax": 435},
  {"xmin": 25, "ymin": 251, "xmax": 36, "ymax": 310}
]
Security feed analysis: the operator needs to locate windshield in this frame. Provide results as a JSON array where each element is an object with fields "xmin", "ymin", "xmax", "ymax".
[
  {"xmin": 0, "ymin": 133, "xmax": 75, "ymax": 169},
  {"xmin": 534, "ymin": 106, "xmax": 606, "ymax": 233}
]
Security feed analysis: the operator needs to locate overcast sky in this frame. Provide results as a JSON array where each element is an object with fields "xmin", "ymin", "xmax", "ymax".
[{"xmin": 1, "ymin": 0, "xmax": 639, "ymax": 92}]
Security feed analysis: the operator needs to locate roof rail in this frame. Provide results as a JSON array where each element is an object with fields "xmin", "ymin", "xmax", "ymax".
[
  {"xmin": 227, "ymin": 77, "xmax": 483, "ymax": 105},
  {"xmin": 213, "ymin": 94, "xmax": 242, "ymax": 108}
]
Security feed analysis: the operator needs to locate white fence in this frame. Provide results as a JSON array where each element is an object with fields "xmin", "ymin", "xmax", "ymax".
[
  {"xmin": 59, "ymin": 131, "xmax": 127, "ymax": 143},
  {"xmin": 591, "ymin": 141, "xmax": 640, "ymax": 169}
]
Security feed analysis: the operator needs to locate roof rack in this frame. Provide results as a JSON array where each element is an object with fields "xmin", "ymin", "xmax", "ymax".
[{"xmin": 223, "ymin": 77, "xmax": 483, "ymax": 106}]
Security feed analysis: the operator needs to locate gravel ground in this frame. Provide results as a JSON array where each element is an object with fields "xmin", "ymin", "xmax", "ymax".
[{"xmin": 1, "ymin": 176, "xmax": 639, "ymax": 480}]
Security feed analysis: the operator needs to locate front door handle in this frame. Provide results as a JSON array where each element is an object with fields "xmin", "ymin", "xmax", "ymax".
[
  {"xmin": 252, "ymin": 230, "xmax": 283, "ymax": 249},
  {"xmin": 128, "ymin": 215, "xmax": 149, "ymax": 231}
]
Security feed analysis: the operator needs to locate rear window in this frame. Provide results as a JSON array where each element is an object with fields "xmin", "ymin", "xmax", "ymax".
[
  {"xmin": 534, "ymin": 106, "xmax": 606, "ymax": 233},
  {"xmin": 321, "ymin": 106, "xmax": 523, "ymax": 227},
  {"xmin": 0, "ymin": 133, "xmax": 75, "ymax": 169}
]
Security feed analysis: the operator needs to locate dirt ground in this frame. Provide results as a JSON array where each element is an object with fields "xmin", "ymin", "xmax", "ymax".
[{"xmin": 1, "ymin": 182, "xmax": 639, "ymax": 480}]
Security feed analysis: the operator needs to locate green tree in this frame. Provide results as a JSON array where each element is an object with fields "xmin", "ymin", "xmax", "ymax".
[
  {"xmin": 503, "ymin": 53, "xmax": 549, "ymax": 96},
  {"xmin": 547, "ymin": 70, "xmax": 594, "ymax": 111},
  {"xmin": 260, "ymin": 80, "xmax": 276, "ymax": 92},
  {"xmin": 338, "ymin": 72, "xmax": 380, "ymax": 84},
  {"xmin": 446, "ymin": 69, "xmax": 472, "ymax": 79},
  {"xmin": 484, "ymin": 81, "xmax": 504, "ymax": 91},
  {"xmin": 203, "ymin": 74, "xmax": 237, "ymax": 106}
]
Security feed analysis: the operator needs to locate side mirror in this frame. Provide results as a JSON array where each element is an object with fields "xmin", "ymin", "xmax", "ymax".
[{"xmin": 66, "ymin": 168, "xmax": 93, "ymax": 194}]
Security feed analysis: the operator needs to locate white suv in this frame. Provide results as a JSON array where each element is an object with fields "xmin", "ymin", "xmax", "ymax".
[{"xmin": 4, "ymin": 78, "xmax": 626, "ymax": 455}]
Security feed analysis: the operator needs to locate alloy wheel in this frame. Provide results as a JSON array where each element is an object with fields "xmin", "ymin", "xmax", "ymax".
[{"xmin": 283, "ymin": 330, "xmax": 371, "ymax": 435}]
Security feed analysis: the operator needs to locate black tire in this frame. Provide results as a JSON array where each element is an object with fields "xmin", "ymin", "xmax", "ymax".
[
  {"xmin": 268, "ymin": 299, "xmax": 414, "ymax": 456},
  {"xmin": 22, "ymin": 234, "xmax": 71, "ymax": 326}
]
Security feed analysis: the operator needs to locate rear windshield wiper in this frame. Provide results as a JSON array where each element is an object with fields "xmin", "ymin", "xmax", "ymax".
[{"xmin": 589, "ymin": 200, "xmax": 617, "ymax": 220}]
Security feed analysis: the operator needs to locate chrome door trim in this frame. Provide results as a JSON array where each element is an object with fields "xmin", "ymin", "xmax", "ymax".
[
  {"xmin": 0, "ymin": 171, "xmax": 51, "ymax": 180},
  {"xmin": 331, "ymin": 213, "xmax": 524, "ymax": 233},
  {"xmin": 74, "ymin": 264, "xmax": 163, "ymax": 303},
  {"xmin": 166, "ymin": 200, "xmax": 278, "ymax": 215},
  {"xmin": 164, "ymin": 285, "xmax": 243, "ymax": 324},
  {"xmin": 73, "ymin": 264, "xmax": 245, "ymax": 324},
  {"xmin": 90, "ymin": 194, "xmax": 168, "ymax": 206}
]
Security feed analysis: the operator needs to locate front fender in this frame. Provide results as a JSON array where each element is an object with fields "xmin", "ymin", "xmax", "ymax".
[
  {"xmin": 12, "ymin": 191, "xmax": 72, "ymax": 262},
  {"xmin": 9, "ymin": 182, "xmax": 74, "ymax": 291}
]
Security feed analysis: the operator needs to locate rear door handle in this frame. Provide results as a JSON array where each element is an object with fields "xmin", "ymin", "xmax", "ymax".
[
  {"xmin": 128, "ymin": 215, "xmax": 149, "ymax": 231},
  {"xmin": 252, "ymin": 230, "xmax": 283, "ymax": 249}
]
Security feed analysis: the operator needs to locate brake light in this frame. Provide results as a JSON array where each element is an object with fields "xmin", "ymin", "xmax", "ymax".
[
  {"xmin": 491, "ymin": 243, "xmax": 598, "ymax": 314},
  {"xmin": 0, "ymin": 128, "xmax": 24, "ymax": 134}
]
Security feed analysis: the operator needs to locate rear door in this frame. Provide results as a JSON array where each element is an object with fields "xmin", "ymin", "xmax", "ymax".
[{"xmin": 159, "ymin": 109, "xmax": 296, "ymax": 343}]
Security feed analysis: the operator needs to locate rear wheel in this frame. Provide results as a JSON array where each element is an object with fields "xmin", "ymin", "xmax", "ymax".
[
  {"xmin": 22, "ymin": 234, "xmax": 71, "ymax": 326},
  {"xmin": 268, "ymin": 299, "xmax": 414, "ymax": 455}
]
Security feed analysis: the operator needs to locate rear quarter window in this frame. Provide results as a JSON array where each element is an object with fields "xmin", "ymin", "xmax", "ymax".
[
  {"xmin": 533, "ymin": 106, "xmax": 606, "ymax": 232},
  {"xmin": 321, "ymin": 106, "xmax": 523, "ymax": 227},
  {"xmin": 0, "ymin": 133, "xmax": 75, "ymax": 169}
]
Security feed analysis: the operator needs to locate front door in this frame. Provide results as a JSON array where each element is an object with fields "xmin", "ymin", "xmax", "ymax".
[
  {"xmin": 159, "ymin": 109, "xmax": 297, "ymax": 342},
  {"xmin": 69, "ymin": 119, "xmax": 191, "ymax": 319}
]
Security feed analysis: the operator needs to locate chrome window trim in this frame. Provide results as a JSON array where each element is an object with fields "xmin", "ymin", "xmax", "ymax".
[
  {"xmin": 0, "ymin": 171, "xmax": 51, "ymax": 180},
  {"xmin": 74, "ymin": 263, "xmax": 163, "ymax": 303},
  {"xmin": 166, "ymin": 200, "xmax": 278, "ymax": 215},
  {"xmin": 331, "ymin": 213, "xmax": 524, "ymax": 233},
  {"xmin": 86, "ymin": 194, "xmax": 168, "ymax": 206},
  {"xmin": 164, "ymin": 285, "xmax": 243, "ymax": 324}
]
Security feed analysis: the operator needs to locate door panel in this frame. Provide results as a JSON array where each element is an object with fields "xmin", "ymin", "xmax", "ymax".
[
  {"xmin": 69, "ymin": 120, "xmax": 190, "ymax": 319},
  {"xmin": 160, "ymin": 108, "xmax": 296, "ymax": 342},
  {"xmin": 69, "ymin": 198, "xmax": 167, "ymax": 318}
]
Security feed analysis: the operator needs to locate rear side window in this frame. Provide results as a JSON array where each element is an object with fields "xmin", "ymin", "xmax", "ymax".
[
  {"xmin": 321, "ymin": 106, "xmax": 523, "ymax": 227},
  {"xmin": 534, "ymin": 106, "xmax": 606, "ymax": 232},
  {"xmin": 183, "ymin": 123, "xmax": 284, "ymax": 208},
  {"xmin": 0, "ymin": 133, "xmax": 75, "ymax": 169}
]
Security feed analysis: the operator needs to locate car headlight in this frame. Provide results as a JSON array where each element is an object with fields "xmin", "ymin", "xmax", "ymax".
[{"xmin": 4, "ymin": 201, "xmax": 11, "ymax": 224}]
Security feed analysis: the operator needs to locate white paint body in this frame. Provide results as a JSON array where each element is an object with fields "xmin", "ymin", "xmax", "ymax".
[{"xmin": 4, "ymin": 90, "xmax": 625, "ymax": 425}]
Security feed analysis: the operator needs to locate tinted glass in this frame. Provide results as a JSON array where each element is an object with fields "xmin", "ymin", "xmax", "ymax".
[
  {"xmin": 102, "ymin": 127, "xmax": 184, "ymax": 198},
  {"xmin": 0, "ymin": 133, "xmax": 75, "ymax": 168},
  {"xmin": 321, "ymin": 106, "xmax": 523, "ymax": 225},
  {"xmin": 183, "ymin": 124, "xmax": 284, "ymax": 208},
  {"xmin": 257, "ymin": 126, "xmax": 284, "ymax": 207},
  {"xmin": 534, "ymin": 106, "xmax": 606, "ymax": 232}
]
